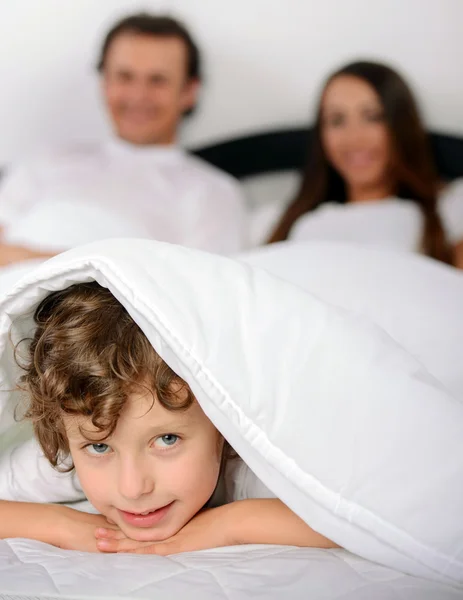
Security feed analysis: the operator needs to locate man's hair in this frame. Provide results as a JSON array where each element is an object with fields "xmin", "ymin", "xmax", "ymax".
[
  {"xmin": 96, "ymin": 12, "xmax": 201, "ymax": 81},
  {"xmin": 17, "ymin": 282, "xmax": 194, "ymax": 471}
]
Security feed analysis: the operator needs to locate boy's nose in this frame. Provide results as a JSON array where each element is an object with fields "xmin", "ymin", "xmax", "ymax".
[{"xmin": 117, "ymin": 459, "xmax": 154, "ymax": 500}]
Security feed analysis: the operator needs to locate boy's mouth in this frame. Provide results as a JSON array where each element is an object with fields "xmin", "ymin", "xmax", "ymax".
[{"xmin": 118, "ymin": 502, "xmax": 174, "ymax": 528}]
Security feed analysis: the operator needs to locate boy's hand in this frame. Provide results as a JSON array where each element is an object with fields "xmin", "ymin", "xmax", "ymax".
[
  {"xmin": 54, "ymin": 506, "xmax": 122, "ymax": 553},
  {"xmin": 0, "ymin": 500, "xmax": 122, "ymax": 553},
  {"xmin": 95, "ymin": 505, "xmax": 234, "ymax": 555}
]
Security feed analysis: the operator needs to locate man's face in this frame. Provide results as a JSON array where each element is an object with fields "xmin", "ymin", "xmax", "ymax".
[
  {"xmin": 101, "ymin": 33, "xmax": 199, "ymax": 145},
  {"xmin": 65, "ymin": 387, "xmax": 223, "ymax": 542}
]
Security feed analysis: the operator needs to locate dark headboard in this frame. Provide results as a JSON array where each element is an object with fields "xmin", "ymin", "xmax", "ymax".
[{"xmin": 193, "ymin": 128, "xmax": 463, "ymax": 181}]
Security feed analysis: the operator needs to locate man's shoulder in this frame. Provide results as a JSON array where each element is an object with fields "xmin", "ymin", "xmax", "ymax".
[{"xmin": 181, "ymin": 152, "xmax": 243, "ymax": 196}]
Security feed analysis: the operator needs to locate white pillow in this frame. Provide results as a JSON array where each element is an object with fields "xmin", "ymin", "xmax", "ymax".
[{"xmin": 0, "ymin": 239, "xmax": 462, "ymax": 585}]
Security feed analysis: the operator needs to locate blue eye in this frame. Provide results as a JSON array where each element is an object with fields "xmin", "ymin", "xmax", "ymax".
[
  {"xmin": 86, "ymin": 443, "xmax": 111, "ymax": 456},
  {"xmin": 155, "ymin": 434, "xmax": 179, "ymax": 448}
]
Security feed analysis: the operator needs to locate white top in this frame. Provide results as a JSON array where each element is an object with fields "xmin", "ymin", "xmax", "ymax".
[
  {"xmin": 0, "ymin": 139, "xmax": 247, "ymax": 255},
  {"xmin": 289, "ymin": 180, "xmax": 463, "ymax": 252}
]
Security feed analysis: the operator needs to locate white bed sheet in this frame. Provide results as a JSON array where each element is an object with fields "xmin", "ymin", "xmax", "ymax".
[{"xmin": 1, "ymin": 538, "xmax": 462, "ymax": 600}]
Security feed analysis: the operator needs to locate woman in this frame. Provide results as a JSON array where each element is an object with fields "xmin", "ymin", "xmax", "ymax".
[{"xmin": 268, "ymin": 61, "xmax": 463, "ymax": 266}]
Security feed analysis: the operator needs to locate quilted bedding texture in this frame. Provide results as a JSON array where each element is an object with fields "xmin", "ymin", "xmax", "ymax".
[{"xmin": 1, "ymin": 540, "xmax": 462, "ymax": 599}]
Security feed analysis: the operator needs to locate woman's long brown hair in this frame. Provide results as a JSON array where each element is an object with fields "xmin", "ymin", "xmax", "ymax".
[{"xmin": 268, "ymin": 61, "xmax": 453, "ymax": 264}]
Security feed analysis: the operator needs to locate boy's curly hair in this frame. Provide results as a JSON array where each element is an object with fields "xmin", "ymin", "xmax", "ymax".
[{"xmin": 17, "ymin": 281, "xmax": 195, "ymax": 471}]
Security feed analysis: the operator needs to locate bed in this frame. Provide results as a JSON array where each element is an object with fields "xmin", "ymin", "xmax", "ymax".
[
  {"xmin": 1, "ymin": 537, "xmax": 461, "ymax": 599},
  {"xmin": 1, "ymin": 130, "xmax": 463, "ymax": 600},
  {"xmin": 1, "ymin": 239, "xmax": 463, "ymax": 599}
]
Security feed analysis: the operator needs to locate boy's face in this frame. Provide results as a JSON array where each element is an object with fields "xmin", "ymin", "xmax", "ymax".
[{"xmin": 64, "ymin": 386, "xmax": 222, "ymax": 542}]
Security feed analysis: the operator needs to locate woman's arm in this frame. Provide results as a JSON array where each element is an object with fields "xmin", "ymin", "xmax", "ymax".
[
  {"xmin": 0, "ymin": 500, "xmax": 116, "ymax": 552},
  {"xmin": 96, "ymin": 498, "xmax": 338, "ymax": 554}
]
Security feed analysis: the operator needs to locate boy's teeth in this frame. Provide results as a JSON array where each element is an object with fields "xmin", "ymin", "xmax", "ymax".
[{"xmin": 141, "ymin": 510, "xmax": 152, "ymax": 515}]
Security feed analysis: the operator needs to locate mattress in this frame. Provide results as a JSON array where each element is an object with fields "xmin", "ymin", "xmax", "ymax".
[{"xmin": 1, "ymin": 538, "xmax": 462, "ymax": 599}]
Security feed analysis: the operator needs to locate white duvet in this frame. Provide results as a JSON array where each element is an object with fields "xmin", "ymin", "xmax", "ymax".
[
  {"xmin": 1, "ymin": 239, "xmax": 463, "ymax": 599},
  {"xmin": 239, "ymin": 241, "xmax": 463, "ymax": 399}
]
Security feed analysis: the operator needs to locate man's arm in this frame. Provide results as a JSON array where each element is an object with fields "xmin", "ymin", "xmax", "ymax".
[
  {"xmin": 0, "ymin": 239, "xmax": 56, "ymax": 267},
  {"xmin": 185, "ymin": 178, "xmax": 249, "ymax": 255}
]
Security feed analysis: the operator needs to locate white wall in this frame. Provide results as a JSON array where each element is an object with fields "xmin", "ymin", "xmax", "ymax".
[{"xmin": 0, "ymin": 0, "xmax": 462, "ymax": 164}]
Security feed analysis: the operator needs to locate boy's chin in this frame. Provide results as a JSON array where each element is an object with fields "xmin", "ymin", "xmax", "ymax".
[{"xmin": 121, "ymin": 522, "xmax": 183, "ymax": 543}]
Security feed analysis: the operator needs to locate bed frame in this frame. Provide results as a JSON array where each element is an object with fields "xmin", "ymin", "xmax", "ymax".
[{"xmin": 193, "ymin": 128, "xmax": 463, "ymax": 181}]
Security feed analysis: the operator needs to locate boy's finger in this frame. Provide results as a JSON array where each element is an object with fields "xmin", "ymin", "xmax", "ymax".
[
  {"xmin": 95, "ymin": 527, "xmax": 126, "ymax": 540},
  {"xmin": 132, "ymin": 541, "xmax": 181, "ymax": 556},
  {"xmin": 97, "ymin": 538, "xmax": 154, "ymax": 553},
  {"xmin": 120, "ymin": 540, "xmax": 156, "ymax": 553},
  {"xmin": 132, "ymin": 543, "xmax": 164, "ymax": 555},
  {"xmin": 96, "ymin": 539, "xmax": 120, "ymax": 552}
]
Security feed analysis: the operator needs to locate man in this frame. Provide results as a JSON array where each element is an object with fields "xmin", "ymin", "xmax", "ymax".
[{"xmin": 0, "ymin": 13, "xmax": 247, "ymax": 266}]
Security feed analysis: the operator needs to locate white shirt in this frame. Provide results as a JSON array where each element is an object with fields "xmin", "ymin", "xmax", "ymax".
[
  {"xmin": 0, "ymin": 139, "xmax": 247, "ymax": 255},
  {"xmin": 289, "ymin": 182, "xmax": 463, "ymax": 252}
]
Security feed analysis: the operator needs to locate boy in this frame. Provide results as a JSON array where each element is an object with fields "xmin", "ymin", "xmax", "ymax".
[{"xmin": 1, "ymin": 281, "xmax": 335, "ymax": 554}]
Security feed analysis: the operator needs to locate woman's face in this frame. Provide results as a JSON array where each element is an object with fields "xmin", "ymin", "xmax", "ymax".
[{"xmin": 320, "ymin": 75, "xmax": 392, "ymax": 197}]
